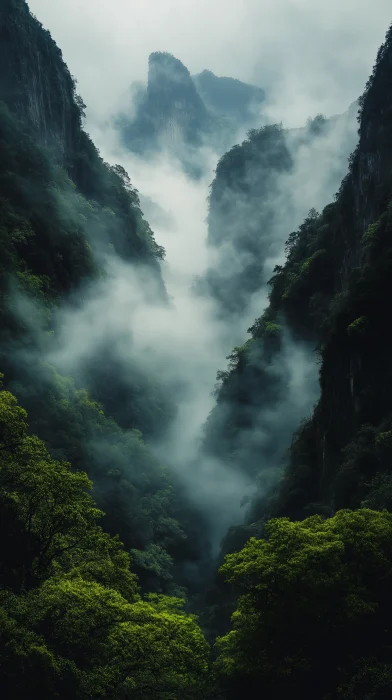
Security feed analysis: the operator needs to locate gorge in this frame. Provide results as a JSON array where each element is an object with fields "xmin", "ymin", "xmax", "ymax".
[{"xmin": 1, "ymin": 1, "xmax": 392, "ymax": 698}]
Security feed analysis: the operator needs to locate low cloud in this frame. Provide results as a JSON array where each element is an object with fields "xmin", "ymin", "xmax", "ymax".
[{"xmin": 29, "ymin": 0, "xmax": 391, "ymax": 127}]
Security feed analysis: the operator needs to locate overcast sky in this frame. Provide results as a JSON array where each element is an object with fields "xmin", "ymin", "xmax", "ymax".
[{"xmin": 28, "ymin": 0, "xmax": 391, "ymax": 127}]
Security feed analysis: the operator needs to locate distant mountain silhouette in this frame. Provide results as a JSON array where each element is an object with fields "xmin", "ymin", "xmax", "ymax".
[
  {"xmin": 192, "ymin": 69, "xmax": 265, "ymax": 122},
  {"xmin": 116, "ymin": 52, "xmax": 266, "ymax": 172}
]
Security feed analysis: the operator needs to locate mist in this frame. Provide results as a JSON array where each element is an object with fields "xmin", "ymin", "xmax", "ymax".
[
  {"xmin": 42, "ymin": 142, "xmax": 257, "ymax": 549},
  {"xmin": 18, "ymin": 0, "xmax": 387, "ymax": 552},
  {"xmin": 29, "ymin": 0, "xmax": 391, "ymax": 127},
  {"xmin": 39, "ymin": 111, "xmax": 346, "ymax": 550}
]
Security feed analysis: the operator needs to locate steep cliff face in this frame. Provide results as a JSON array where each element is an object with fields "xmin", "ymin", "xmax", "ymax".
[
  {"xmin": 0, "ymin": 0, "xmax": 81, "ymax": 163},
  {"xmin": 146, "ymin": 52, "xmax": 210, "ymax": 145},
  {"xmin": 0, "ymin": 0, "xmax": 204, "ymax": 596},
  {"xmin": 270, "ymin": 26, "xmax": 392, "ymax": 518},
  {"xmin": 0, "ymin": 1, "xmax": 166, "ymax": 417},
  {"xmin": 206, "ymin": 24, "xmax": 392, "ymax": 529},
  {"xmin": 200, "ymin": 106, "xmax": 358, "ymax": 316},
  {"xmin": 117, "ymin": 53, "xmax": 266, "ymax": 173},
  {"xmin": 0, "ymin": 1, "xmax": 165, "ymax": 269},
  {"xmin": 118, "ymin": 52, "xmax": 214, "ymax": 161},
  {"xmin": 198, "ymin": 124, "xmax": 292, "ymax": 314}
]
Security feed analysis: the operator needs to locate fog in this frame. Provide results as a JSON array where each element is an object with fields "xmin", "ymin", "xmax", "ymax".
[
  {"xmin": 22, "ymin": 0, "xmax": 392, "ymax": 549},
  {"xmin": 29, "ymin": 0, "xmax": 391, "ymax": 126},
  {"xmin": 45, "ymin": 142, "xmax": 259, "ymax": 547},
  {"xmin": 41, "ymin": 114, "xmax": 348, "ymax": 548}
]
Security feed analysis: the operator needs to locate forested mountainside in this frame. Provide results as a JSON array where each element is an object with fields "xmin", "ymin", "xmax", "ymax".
[
  {"xmin": 204, "ymin": 25, "xmax": 392, "ymax": 697},
  {"xmin": 200, "ymin": 103, "xmax": 358, "ymax": 316},
  {"xmin": 207, "ymin": 24, "xmax": 392, "ymax": 523},
  {"xmin": 3, "ymin": 1, "xmax": 392, "ymax": 698},
  {"xmin": 0, "ymin": 0, "xmax": 208, "ymax": 606},
  {"xmin": 116, "ymin": 52, "xmax": 266, "ymax": 171}
]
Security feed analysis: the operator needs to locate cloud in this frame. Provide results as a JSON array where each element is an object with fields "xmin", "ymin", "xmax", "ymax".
[
  {"xmin": 39, "ymin": 141, "xmax": 257, "ymax": 548},
  {"xmin": 23, "ymin": 0, "xmax": 392, "ymax": 551},
  {"xmin": 40, "ymin": 115, "xmax": 341, "ymax": 547},
  {"xmin": 28, "ymin": 0, "xmax": 391, "ymax": 125}
]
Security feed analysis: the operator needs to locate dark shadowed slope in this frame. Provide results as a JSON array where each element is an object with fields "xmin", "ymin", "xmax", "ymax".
[{"xmin": 0, "ymin": 0, "xmax": 209, "ymax": 598}]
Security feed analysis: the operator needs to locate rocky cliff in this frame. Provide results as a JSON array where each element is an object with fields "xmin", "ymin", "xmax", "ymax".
[
  {"xmin": 205, "ymin": 24, "xmax": 392, "ymax": 532},
  {"xmin": 0, "ymin": 0, "xmax": 82, "ymax": 163},
  {"xmin": 200, "ymin": 105, "xmax": 358, "ymax": 316},
  {"xmin": 0, "ymin": 0, "xmax": 213, "ymax": 603},
  {"xmin": 116, "ymin": 52, "xmax": 266, "ymax": 170}
]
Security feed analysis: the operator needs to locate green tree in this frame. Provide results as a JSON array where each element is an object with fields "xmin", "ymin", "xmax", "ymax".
[
  {"xmin": 0, "ymin": 386, "xmax": 210, "ymax": 698},
  {"xmin": 0, "ymin": 387, "xmax": 106, "ymax": 591},
  {"xmin": 214, "ymin": 509, "xmax": 392, "ymax": 699},
  {"xmin": 1, "ymin": 582, "xmax": 209, "ymax": 699}
]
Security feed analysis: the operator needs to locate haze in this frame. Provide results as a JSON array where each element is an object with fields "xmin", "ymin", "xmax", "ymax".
[
  {"xmin": 29, "ymin": 0, "xmax": 391, "ymax": 126},
  {"xmin": 23, "ymin": 0, "xmax": 392, "ymax": 546}
]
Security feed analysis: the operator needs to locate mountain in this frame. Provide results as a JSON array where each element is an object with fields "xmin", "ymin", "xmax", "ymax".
[
  {"xmin": 118, "ymin": 52, "xmax": 212, "ymax": 155},
  {"xmin": 270, "ymin": 28, "xmax": 392, "ymax": 519},
  {"xmin": 199, "ymin": 103, "xmax": 358, "ymax": 316},
  {"xmin": 205, "ymin": 18, "xmax": 392, "ymax": 582},
  {"xmin": 3, "ymin": 0, "xmax": 392, "ymax": 698},
  {"xmin": 204, "ymin": 22, "xmax": 392, "ymax": 700},
  {"xmin": 0, "ymin": 0, "xmax": 207, "ymax": 602},
  {"xmin": 192, "ymin": 69, "xmax": 265, "ymax": 123},
  {"xmin": 116, "ymin": 52, "xmax": 266, "ymax": 171}
]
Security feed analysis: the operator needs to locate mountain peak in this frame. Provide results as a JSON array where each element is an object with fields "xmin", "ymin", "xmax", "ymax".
[
  {"xmin": 148, "ymin": 52, "xmax": 191, "ymax": 79},
  {"xmin": 192, "ymin": 68, "xmax": 265, "ymax": 120},
  {"xmin": 146, "ymin": 51, "xmax": 203, "ymax": 106}
]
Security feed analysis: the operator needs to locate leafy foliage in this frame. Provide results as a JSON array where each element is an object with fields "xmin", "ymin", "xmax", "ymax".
[
  {"xmin": 206, "ymin": 21, "xmax": 392, "ymax": 526},
  {"xmin": 215, "ymin": 510, "xmax": 392, "ymax": 699},
  {"xmin": 0, "ymin": 0, "xmax": 208, "ymax": 600},
  {"xmin": 0, "ymin": 385, "xmax": 210, "ymax": 699}
]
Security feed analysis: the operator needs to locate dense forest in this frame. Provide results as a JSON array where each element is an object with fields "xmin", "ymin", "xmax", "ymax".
[{"xmin": 2, "ymin": 0, "xmax": 392, "ymax": 698}]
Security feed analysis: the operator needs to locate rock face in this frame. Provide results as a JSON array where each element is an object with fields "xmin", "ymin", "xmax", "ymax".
[
  {"xmin": 145, "ymin": 52, "xmax": 210, "ymax": 146},
  {"xmin": 204, "ymin": 24, "xmax": 392, "ymax": 530},
  {"xmin": 290, "ymin": 26, "xmax": 392, "ymax": 516},
  {"xmin": 118, "ymin": 52, "xmax": 213, "ymax": 159},
  {"xmin": 192, "ymin": 69, "xmax": 265, "ymax": 123},
  {"xmin": 0, "ymin": 0, "xmax": 81, "ymax": 163},
  {"xmin": 0, "ymin": 0, "xmax": 170, "ymax": 450},
  {"xmin": 199, "ymin": 106, "xmax": 358, "ymax": 316},
  {"xmin": 116, "ymin": 52, "xmax": 266, "ymax": 167},
  {"xmin": 0, "ymin": 0, "xmax": 164, "ymax": 266}
]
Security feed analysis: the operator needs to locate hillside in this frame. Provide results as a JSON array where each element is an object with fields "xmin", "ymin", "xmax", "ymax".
[
  {"xmin": 0, "ymin": 0, "xmax": 207, "ymax": 603},
  {"xmin": 205, "ymin": 25, "xmax": 392, "ymax": 536},
  {"xmin": 2, "ymin": 1, "xmax": 392, "ymax": 698},
  {"xmin": 200, "ymin": 104, "xmax": 358, "ymax": 316}
]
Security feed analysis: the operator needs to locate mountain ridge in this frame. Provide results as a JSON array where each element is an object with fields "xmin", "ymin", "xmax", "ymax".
[{"xmin": 116, "ymin": 50, "xmax": 266, "ymax": 168}]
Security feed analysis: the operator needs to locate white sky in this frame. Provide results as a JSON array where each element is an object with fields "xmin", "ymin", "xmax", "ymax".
[{"xmin": 28, "ymin": 0, "xmax": 392, "ymax": 126}]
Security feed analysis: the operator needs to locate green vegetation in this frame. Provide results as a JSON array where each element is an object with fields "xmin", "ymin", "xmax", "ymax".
[
  {"xmin": 0, "ymin": 385, "xmax": 210, "ymax": 699},
  {"xmin": 4, "ymin": 383, "xmax": 392, "ymax": 699},
  {"xmin": 202, "ymin": 124, "xmax": 293, "ymax": 313},
  {"xmin": 207, "ymin": 21, "xmax": 392, "ymax": 523},
  {"xmin": 0, "ymin": 0, "xmax": 205, "ymax": 603},
  {"xmin": 3, "ymin": 2, "xmax": 392, "ymax": 698},
  {"xmin": 214, "ymin": 509, "xmax": 392, "ymax": 699},
  {"xmin": 200, "ymin": 21, "xmax": 392, "ymax": 665}
]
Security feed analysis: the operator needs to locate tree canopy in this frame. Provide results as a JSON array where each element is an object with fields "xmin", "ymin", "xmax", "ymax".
[
  {"xmin": 0, "ymin": 384, "xmax": 210, "ymax": 699},
  {"xmin": 215, "ymin": 509, "xmax": 392, "ymax": 699}
]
